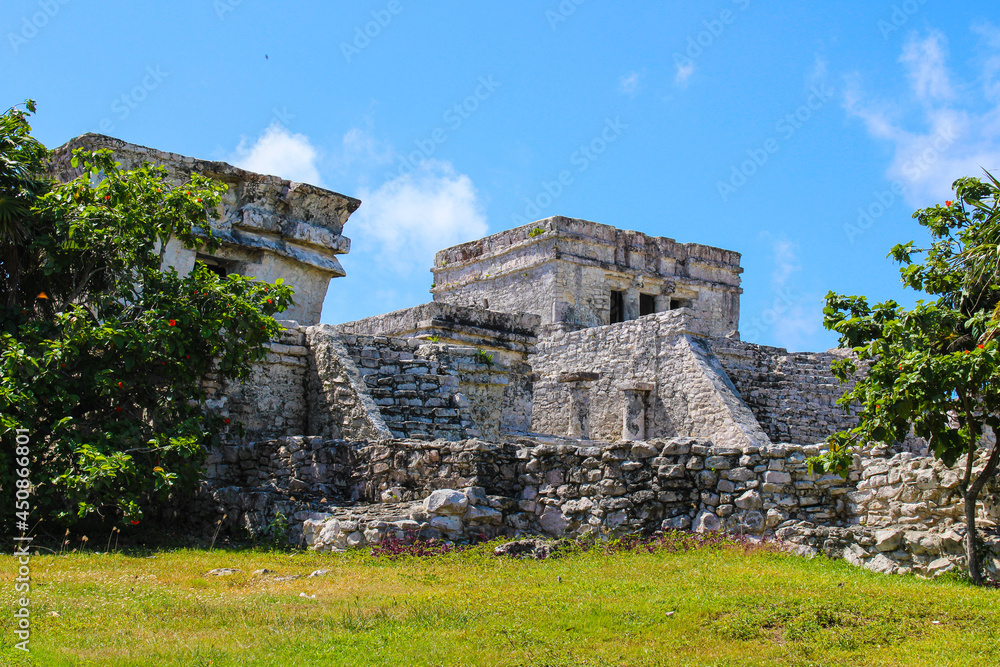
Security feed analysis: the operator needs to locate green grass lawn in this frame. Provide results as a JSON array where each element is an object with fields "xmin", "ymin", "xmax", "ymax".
[{"xmin": 1, "ymin": 540, "xmax": 997, "ymax": 666}]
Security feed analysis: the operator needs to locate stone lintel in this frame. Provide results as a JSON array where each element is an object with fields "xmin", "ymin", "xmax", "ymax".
[
  {"xmin": 558, "ymin": 372, "xmax": 600, "ymax": 383},
  {"xmin": 618, "ymin": 381, "xmax": 655, "ymax": 392}
]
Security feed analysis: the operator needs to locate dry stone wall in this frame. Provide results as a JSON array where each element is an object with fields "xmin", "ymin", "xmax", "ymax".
[{"xmin": 709, "ymin": 338, "xmax": 862, "ymax": 445}]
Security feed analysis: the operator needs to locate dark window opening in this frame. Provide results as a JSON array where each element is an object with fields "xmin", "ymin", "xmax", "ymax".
[
  {"xmin": 196, "ymin": 254, "xmax": 237, "ymax": 279},
  {"xmin": 639, "ymin": 293, "xmax": 656, "ymax": 317},
  {"xmin": 610, "ymin": 290, "xmax": 625, "ymax": 324},
  {"xmin": 670, "ymin": 298, "xmax": 692, "ymax": 310}
]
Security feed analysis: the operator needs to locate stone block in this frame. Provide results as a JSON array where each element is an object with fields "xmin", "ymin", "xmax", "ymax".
[{"xmin": 425, "ymin": 489, "xmax": 469, "ymax": 515}]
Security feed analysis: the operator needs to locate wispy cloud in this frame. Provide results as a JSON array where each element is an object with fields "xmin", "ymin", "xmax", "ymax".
[
  {"xmin": 770, "ymin": 238, "xmax": 801, "ymax": 291},
  {"xmin": 899, "ymin": 32, "xmax": 953, "ymax": 102},
  {"xmin": 844, "ymin": 29, "xmax": 1000, "ymax": 205},
  {"xmin": 675, "ymin": 61, "xmax": 694, "ymax": 86},
  {"xmin": 230, "ymin": 122, "xmax": 323, "ymax": 186},
  {"xmin": 619, "ymin": 71, "xmax": 641, "ymax": 95},
  {"xmin": 352, "ymin": 158, "xmax": 488, "ymax": 276}
]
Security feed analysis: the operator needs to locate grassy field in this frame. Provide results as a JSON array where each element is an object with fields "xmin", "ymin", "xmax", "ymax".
[{"xmin": 1, "ymin": 537, "xmax": 998, "ymax": 666}]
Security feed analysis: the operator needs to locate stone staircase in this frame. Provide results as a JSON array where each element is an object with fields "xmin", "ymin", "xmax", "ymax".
[{"xmin": 341, "ymin": 335, "xmax": 480, "ymax": 440}]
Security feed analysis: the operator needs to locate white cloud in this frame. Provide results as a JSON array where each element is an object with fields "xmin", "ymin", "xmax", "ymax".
[
  {"xmin": 844, "ymin": 29, "xmax": 1000, "ymax": 205},
  {"xmin": 972, "ymin": 22, "xmax": 1000, "ymax": 103},
  {"xmin": 675, "ymin": 62, "xmax": 694, "ymax": 86},
  {"xmin": 741, "ymin": 236, "xmax": 821, "ymax": 351},
  {"xmin": 770, "ymin": 238, "xmax": 801, "ymax": 290},
  {"xmin": 352, "ymin": 159, "xmax": 488, "ymax": 276},
  {"xmin": 900, "ymin": 31, "xmax": 954, "ymax": 102},
  {"xmin": 619, "ymin": 71, "xmax": 641, "ymax": 95},
  {"xmin": 230, "ymin": 122, "xmax": 323, "ymax": 186},
  {"xmin": 339, "ymin": 123, "xmax": 395, "ymax": 170}
]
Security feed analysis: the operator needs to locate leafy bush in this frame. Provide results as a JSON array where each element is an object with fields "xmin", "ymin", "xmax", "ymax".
[{"xmin": 0, "ymin": 101, "xmax": 292, "ymax": 535}]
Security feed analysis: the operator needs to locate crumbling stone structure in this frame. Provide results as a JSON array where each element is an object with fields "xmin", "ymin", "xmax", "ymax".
[
  {"xmin": 51, "ymin": 135, "xmax": 359, "ymax": 325},
  {"xmin": 71, "ymin": 135, "xmax": 995, "ymax": 580},
  {"xmin": 430, "ymin": 217, "xmax": 741, "ymax": 336}
]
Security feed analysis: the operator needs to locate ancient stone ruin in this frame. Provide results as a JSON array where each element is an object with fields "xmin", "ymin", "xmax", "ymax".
[{"xmin": 56, "ymin": 135, "xmax": 999, "ymax": 579}]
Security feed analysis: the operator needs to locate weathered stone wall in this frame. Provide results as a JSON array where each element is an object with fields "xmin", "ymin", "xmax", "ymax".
[
  {"xmin": 531, "ymin": 310, "xmax": 770, "ymax": 449},
  {"xmin": 289, "ymin": 437, "xmax": 854, "ymax": 550},
  {"xmin": 208, "ymin": 323, "xmax": 310, "ymax": 442},
  {"xmin": 337, "ymin": 302, "xmax": 539, "ymax": 356},
  {"xmin": 337, "ymin": 303, "xmax": 539, "ymax": 436},
  {"xmin": 709, "ymin": 338, "xmax": 862, "ymax": 445},
  {"xmin": 205, "ymin": 436, "xmax": 354, "ymax": 500}
]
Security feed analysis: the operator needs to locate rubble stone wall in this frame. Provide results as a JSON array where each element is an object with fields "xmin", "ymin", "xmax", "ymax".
[
  {"xmin": 196, "ymin": 433, "xmax": 997, "ymax": 579},
  {"xmin": 708, "ymin": 338, "xmax": 862, "ymax": 446}
]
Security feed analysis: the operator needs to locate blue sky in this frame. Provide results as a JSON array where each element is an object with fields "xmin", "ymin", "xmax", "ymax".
[{"xmin": 4, "ymin": 1, "xmax": 999, "ymax": 352}]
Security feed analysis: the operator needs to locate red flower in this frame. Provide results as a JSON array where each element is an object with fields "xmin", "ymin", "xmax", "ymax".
[
  {"xmin": 117, "ymin": 381, "xmax": 123, "ymax": 388},
  {"xmin": 185, "ymin": 355, "xmax": 190, "ymax": 359},
  {"xmin": 978, "ymin": 344, "xmax": 985, "ymax": 350},
  {"xmin": 267, "ymin": 299, "xmax": 273, "ymax": 304},
  {"xmin": 130, "ymin": 520, "xmax": 140, "ymax": 526},
  {"xmin": 115, "ymin": 406, "xmax": 122, "ymax": 413},
  {"xmin": 964, "ymin": 350, "xmax": 971, "ymax": 354},
  {"xmin": 224, "ymin": 418, "xmax": 230, "ymax": 424},
  {"xmin": 898, "ymin": 364, "xmax": 903, "ymax": 371},
  {"xmin": 104, "ymin": 195, "xmax": 110, "ymax": 200},
  {"xmin": 945, "ymin": 200, "xmax": 953, "ymax": 207},
  {"xmin": 168, "ymin": 319, "xmax": 177, "ymax": 326}
]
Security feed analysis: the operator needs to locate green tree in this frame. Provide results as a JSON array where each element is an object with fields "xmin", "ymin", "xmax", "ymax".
[
  {"xmin": 0, "ymin": 101, "xmax": 293, "ymax": 536},
  {"xmin": 814, "ymin": 173, "xmax": 1000, "ymax": 585}
]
